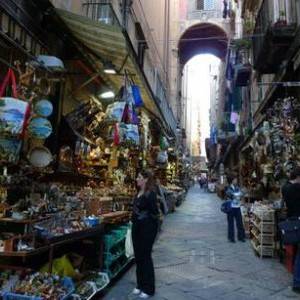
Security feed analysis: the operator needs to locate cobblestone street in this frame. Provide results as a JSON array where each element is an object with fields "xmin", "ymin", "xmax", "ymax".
[{"xmin": 103, "ymin": 186, "xmax": 297, "ymax": 300}]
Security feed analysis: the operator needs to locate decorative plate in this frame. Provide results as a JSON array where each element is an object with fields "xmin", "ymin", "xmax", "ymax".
[
  {"xmin": 34, "ymin": 100, "xmax": 53, "ymax": 117},
  {"xmin": 28, "ymin": 117, "xmax": 52, "ymax": 139},
  {"xmin": 28, "ymin": 146, "xmax": 52, "ymax": 168}
]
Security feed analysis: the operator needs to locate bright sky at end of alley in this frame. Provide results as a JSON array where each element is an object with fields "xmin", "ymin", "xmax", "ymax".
[{"xmin": 186, "ymin": 54, "xmax": 220, "ymax": 157}]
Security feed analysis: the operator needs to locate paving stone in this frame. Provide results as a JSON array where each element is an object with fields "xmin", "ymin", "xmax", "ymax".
[{"xmin": 102, "ymin": 187, "xmax": 296, "ymax": 300}]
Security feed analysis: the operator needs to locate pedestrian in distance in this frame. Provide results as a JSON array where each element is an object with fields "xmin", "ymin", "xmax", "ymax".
[
  {"xmin": 225, "ymin": 177, "xmax": 246, "ymax": 243},
  {"xmin": 132, "ymin": 169, "xmax": 159, "ymax": 299}
]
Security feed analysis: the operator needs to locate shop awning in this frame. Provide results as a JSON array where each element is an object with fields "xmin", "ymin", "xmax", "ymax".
[{"xmin": 56, "ymin": 9, "xmax": 163, "ymax": 126}]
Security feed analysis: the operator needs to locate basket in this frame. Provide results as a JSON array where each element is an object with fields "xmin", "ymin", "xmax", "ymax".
[{"xmin": 3, "ymin": 277, "xmax": 74, "ymax": 300}]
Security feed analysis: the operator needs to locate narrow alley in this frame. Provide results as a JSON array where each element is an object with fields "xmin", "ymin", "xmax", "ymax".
[{"xmin": 103, "ymin": 186, "xmax": 297, "ymax": 300}]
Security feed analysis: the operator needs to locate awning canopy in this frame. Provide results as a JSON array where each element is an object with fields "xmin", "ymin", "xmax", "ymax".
[{"xmin": 56, "ymin": 9, "xmax": 165, "ymax": 129}]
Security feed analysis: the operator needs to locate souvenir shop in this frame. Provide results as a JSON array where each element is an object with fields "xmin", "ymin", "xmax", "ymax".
[
  {"xmin": 238, "ymin": 89, "xmax": 300, "ymax": 263},
  {"xmin": 0, "ymin": 4, "xmax": 187, "ymax": 299}
]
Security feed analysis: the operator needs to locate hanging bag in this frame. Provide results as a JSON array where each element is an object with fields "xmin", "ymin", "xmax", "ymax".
[
  {"xmin": 125, "ymin": 70, "xmax": 143, "ymax": 107},
  {"xmin": 0, "ymin": 68, "xmax": 30, "ymax": 138},
  {"xmin": 131, "ymin": 84, "xmax": 143, "ymax": 107},
  {"xmin": 220, "ymin": 200, "xmax": 233, "ymax": 214}
]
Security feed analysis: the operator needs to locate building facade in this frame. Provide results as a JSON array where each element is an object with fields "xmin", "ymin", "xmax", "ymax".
[
  {"xmin": 50, "ymin": 0, "xmax": 177, "ymax": 137},
  {"xmin": 217, "ymin": 0, "xmax": 300, "ymax": 196}
]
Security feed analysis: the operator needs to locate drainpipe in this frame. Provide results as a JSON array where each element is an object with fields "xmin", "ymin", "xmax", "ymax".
[{"xmin": 121, "ymin": 0, "xmax": 132, "ymax": 29}]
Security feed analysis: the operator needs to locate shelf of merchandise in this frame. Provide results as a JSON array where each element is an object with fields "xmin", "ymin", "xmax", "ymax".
[
  {"xmin": 250, "ymin": 208, "xmax": 275, "ymax": 258},
  {"xmin": 102, "ymin": 224, "xmax": 132, "ymax": 279}
]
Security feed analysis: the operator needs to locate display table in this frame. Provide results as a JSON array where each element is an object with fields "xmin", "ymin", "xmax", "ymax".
[
  {"xmin": 0, "ymin": 224, "xmax": 104, "ymax": 272},
  {"xmin": 101, "ymin": 211, "xmax": 131, "ymax": 224},
  {"xmin": 0, "ymin": 216, "xmax": 51, "ymax": 234}
]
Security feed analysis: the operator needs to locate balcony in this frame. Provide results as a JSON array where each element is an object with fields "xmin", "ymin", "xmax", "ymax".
[
  {"xmin": 253, "ymin": 0, "xmax": 299, "ymax": 73},
  {"xmin": 187, "ymin": 9, "xmax": 222, "ymax": 21},
  {"xmin": 234, "ymin": 63, "xmax": 252, "ymax": 86}
]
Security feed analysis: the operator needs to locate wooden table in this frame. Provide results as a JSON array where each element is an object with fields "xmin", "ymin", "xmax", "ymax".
[
  {"xmin": 0, "ymin": 216, "xmax": 51, "ymax": 234},
  {"xmin": 0, "ymin": 224, "xmax": 104, "ymax": 272}
]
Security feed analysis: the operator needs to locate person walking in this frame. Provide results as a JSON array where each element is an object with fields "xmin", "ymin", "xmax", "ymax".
[
  {"xmin": 132, "ymin": 169, "xmax": 159, "ymax": 298},
  {"xmin": 281, "ymin": 168, "xmax": 300, "ymax": 292},
  {"xmin": 225, "ymin": 177, "xmax": 245, "ymax": 243}
]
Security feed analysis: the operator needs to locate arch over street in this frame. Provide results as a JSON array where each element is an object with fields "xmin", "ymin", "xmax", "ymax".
[{"xmin": 178, "ymin": 22, "xmax": 228, "ymax": 66}]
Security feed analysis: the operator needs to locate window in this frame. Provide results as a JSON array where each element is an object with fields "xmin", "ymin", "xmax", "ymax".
[
  {"xmin": 196, "ymin": 0, "xmax": 204, "ymax": 10},
  {"xmin": 135, "ymin": 22, "xmax": 148, "ymax": 67},
  {"xmin": 196, "ymin": 0, "xmax": 216, "ymax": 11}
]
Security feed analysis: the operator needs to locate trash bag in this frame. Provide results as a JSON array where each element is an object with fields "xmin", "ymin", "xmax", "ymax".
[{"xmin": 40, "ymin": 255, "xmax": 76, "ymax": 278}]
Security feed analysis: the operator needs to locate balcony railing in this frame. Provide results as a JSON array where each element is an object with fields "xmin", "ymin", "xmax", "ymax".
[
  {"xmin": 187, "ymin": 9, "xmax": 223, "ymax": 21},
  {"xmin": 253, "ymin": 0, "xmax": 299, "ymax": 72}
]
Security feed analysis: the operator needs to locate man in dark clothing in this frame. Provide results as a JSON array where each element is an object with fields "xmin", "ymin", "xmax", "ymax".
[
  {"xmin": 282, "ymin": 168, "xmax": 300, "ymax": 292},
  {"xmin": 282, "ymin": 170, "xmax": 300, "ymax": 218}
]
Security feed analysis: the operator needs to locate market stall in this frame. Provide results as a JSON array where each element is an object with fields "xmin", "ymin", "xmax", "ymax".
[
  {"xmin": 0, "ymin": 53, "xmax": 156, "ymax": 297},
  {"xmin": 238, "ymin": 95, "xmax": 300, "ymax": 267}
]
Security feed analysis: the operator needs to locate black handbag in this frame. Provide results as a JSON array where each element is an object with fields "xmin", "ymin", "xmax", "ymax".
[{"xmin": 278, "ymin": 217, "xmax": 300, "ymax": 245}]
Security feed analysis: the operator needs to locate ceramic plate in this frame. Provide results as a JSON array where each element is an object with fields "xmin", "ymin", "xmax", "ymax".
[
  {"xmin": 28, "ymin": 146, "xmax": 52, "ymax": 168},
  {"xmin": 34, "ymin": 100, "xmax": 53, "ymax": 117},
  {"xmin": 28, "ymin": 117, "xmax": 52, "ymax": 139}
]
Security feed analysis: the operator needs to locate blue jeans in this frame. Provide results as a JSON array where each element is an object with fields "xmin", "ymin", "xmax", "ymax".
[
  {"xmin": 294, "ymin": 245, "xmax": 300, "ymax": 288},
  {"xmin": 227, "ymin": 207, "xmax": 245, "ymax": 241}
]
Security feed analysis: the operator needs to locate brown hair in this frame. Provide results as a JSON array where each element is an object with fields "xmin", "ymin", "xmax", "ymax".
[{"xmin": 139, "ymin": 169, "xmax": 156, "ymax": 193}]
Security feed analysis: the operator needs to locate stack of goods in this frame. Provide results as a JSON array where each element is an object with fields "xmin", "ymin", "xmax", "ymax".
[
  {"xmin": 2, "ymin": 273, "xmax": 74, "ymax": 299},
  {"xmin": 250, "ymin": 204, "xmax": 275, "ymax": 258},
  {"xmin": 0, "ymin": 270, "xmax": 19, "ymax": 295},
  {"xmin": 0, "ymin": 233, "xmax": 35, "ymax": 253},
  {"xmin": 241, "ymin": 96, "xmax": 300, "ymax": 199},
  {"xmin": 34, "ymin": 213, "xmax": 93, "ymax": 241},
  {"xmin": 72, "ymin": 272, "xmax": 109, "ymax": 300}
]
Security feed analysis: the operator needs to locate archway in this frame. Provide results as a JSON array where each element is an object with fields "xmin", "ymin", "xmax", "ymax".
[
  {"xmin": 178, "ymin": 22, "xmax": 228, "ymax": 66},
  {"xmin": 178, "ymin": 23, "xmax": 228, "ymax": 158}
]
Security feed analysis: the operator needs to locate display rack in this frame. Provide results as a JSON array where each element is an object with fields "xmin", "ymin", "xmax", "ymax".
[
  {"xmin": 250, "ymin": 207, "xmax": 275, "ymax": 258},
  {"xmin": 102, "ymin": 224, "xmax": 132, "ymax": 279}
]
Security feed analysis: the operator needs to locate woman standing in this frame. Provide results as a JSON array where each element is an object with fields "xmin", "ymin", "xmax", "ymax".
[{"xmin": 132, "ymin": 170, "xmax": 159, "ymax": 299}]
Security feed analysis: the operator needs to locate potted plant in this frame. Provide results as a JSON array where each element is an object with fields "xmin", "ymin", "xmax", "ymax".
[
  {"xmin": 274, "ymin": 10, "xmax": 287, "ymax": 27},
  {"xmin": 232, "ymin": 38, "xmax": 252, "ymax": 50}
]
